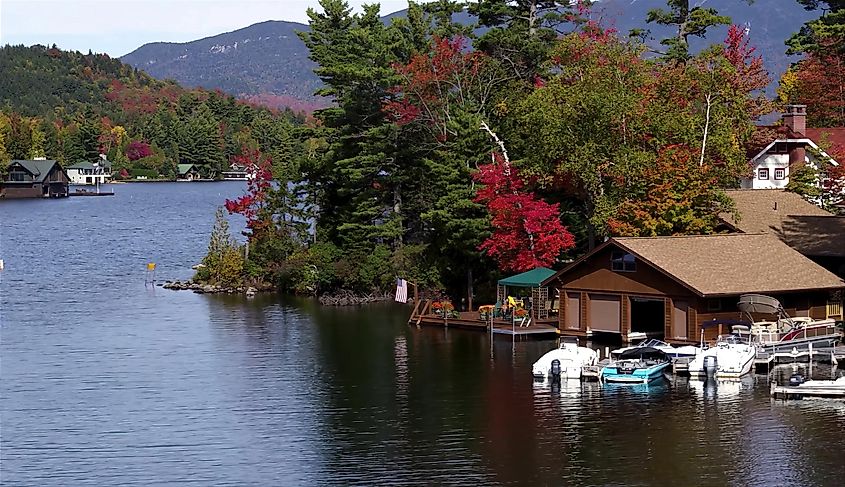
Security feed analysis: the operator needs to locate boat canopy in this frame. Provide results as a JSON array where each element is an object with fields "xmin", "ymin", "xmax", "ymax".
[
  {"xmin": 737, "ymin": 294, "xmax": 784, "ymax": 316},
  {"xmin": 618, "ymin": 347, "xmax": 669, "ymax": 361},
  {"xmin": 497, "ymin": 267, "xmax": 556, "ymax": 288}
]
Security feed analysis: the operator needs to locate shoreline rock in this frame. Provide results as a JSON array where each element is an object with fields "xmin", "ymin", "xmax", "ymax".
[
  {"xmin": 318, "ymin": 290, "xmax": 393, "ymax": 306},
  {"xmin": 162, "ymin": 279, "xmax": 263, "ymax": 296}
]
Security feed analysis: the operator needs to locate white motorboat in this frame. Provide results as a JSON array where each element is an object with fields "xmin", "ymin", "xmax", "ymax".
[
  {"xmin": 611, "ymin": 339, "xmax": 700, "ymax": 359},
  {"xmin": 600, "ymin": 347, "xmax": 672, "ymax": 384},
  {"xmin": 688, "ymin": 334, "xmax": 757, "ymax": 380},
  {"xmin": 532, "ymin": 339, "xmax": 598, "ymax": 380}
]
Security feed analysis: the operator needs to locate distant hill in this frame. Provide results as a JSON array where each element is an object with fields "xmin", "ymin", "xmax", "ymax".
[
  {"xmin": 120, "ymin": 1, "xmax": 821, "ymax": 110},
  {"xmin": 121, "ymin": 20, "xmax": 322, "ymax": 109}
]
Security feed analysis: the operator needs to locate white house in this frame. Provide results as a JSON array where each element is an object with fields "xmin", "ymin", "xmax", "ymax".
[
  {"xmin": 743, "ymin": 105, "xmax": 843, "ymax": 189},
  {"xmin": 66, "ymin": 155, "xmax": 112, "ymax": 185}
]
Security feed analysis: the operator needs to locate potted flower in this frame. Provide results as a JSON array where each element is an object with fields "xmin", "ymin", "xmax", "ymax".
[
  {"xmin": 431, "ymin": 301, "xmax": 444, "ymax": 316},
  {"xmin": 514, "ymin": 308, "xmax": 528, "ymax": 318}
]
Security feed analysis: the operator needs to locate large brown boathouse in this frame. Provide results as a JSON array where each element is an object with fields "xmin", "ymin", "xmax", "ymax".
[{"xmin": 409, "ymin": 233, "xmax": 844, "ymax": 343}]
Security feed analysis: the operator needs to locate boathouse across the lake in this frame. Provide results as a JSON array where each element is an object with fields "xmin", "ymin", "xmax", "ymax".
[
  {"xmin": 542, "ymin": 234, "xmax": 845, "ymax": 344},
  {"xmin": 1, "ymin": 159, "xmax": 69, "ymax": 199}
]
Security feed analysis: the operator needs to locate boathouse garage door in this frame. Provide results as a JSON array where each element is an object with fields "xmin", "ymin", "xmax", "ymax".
[{"xmin": 589, "ymin": 294, "xmax": 621, "ymax": 333}]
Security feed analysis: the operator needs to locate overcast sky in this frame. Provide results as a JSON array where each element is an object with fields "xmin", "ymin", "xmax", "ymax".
[{"xmin": 0, "ymin": 0, "xmax": 411, "ymax": 57}]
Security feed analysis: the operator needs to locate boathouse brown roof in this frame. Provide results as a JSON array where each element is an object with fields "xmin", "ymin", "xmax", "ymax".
[
  {"xmin": 720, "ymin": 189, "xmax": 832, "ymax": 234},
  {"xmin": 545, "ymin": 234, "xmax": 845, "ymax": 297},
  {"xmin": 720, "ymin": 190, "xmax": 845, "ymax": 257}
]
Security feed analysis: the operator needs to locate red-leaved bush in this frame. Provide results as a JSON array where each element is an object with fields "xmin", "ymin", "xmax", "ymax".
[{"xmin": 474, "ymin": 153, "xmax": 575, "ymax": 272}]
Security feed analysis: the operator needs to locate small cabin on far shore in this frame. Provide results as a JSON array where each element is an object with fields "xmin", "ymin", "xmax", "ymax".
[
  {"xmin": 1, "ymin": 159, "xmax": 69, "ymax": 199},
  {"xmin": 541, "ymin": 234, "xmax": 845, "ymax": 345}
]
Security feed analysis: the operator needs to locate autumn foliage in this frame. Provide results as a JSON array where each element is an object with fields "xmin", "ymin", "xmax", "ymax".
[
  {"xmin": 607, "ymin": 145, "xmax": 733, "ymax": 237},
  {"xmin": 474, "ymin": 153, "xmax": 575, "ymax": 273},
  {"xmin": 125, "ymin": 140, "xmax": 153, "ymax": 161},
  {"xmin": 224, "ymin": 147, "xmax": 274, "ymax": 235},
  {"xmin": 784, "ymin": 50, "xmax": 845, "ymax": 126}
]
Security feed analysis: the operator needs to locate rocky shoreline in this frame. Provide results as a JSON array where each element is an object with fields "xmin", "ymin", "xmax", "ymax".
[
  {"xmin": 162, "ymin": 279, "xmax": 268, "ymax": 296},
  {"xmin": 162, "ymin": 280, "xmax": 395, "ymax": 306},
  {"xmin": 318, "ymin": 290, "xmax": 394, "ymax": 306}
]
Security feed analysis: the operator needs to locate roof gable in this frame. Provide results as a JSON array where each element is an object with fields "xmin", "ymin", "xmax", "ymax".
[
  {"xmin": 546, "ymin": 234, "xmax": 844, "ymax": 297},
  {"xmin": 9, "ymin": 159, "xmax": 61, "ymax": 183}
]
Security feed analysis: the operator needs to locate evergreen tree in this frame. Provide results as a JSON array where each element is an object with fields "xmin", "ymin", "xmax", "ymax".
[
  {"xmin": 646, "ymin": 0, "xmax": 732, "ymax": 62},
  {"xmin": 787, "ymin": 0, "xmax": 845, "ymax": 55},
  {"xmin": 469, "ymin": 0, "xmax": 584, "ymax": 82},
  {"xmin": 299, "ymin": 0, "xmax": 410, "ymax": 253}
]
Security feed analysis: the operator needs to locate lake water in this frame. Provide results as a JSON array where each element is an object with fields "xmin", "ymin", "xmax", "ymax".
[{"xmin": 1, "ymin": 182, "xmax": 844, "ymax": 486}]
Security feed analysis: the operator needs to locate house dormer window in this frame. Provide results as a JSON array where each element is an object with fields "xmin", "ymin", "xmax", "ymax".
[
  {"xmin": 758, "ymin": 168, "xmax": 769, "ymax": 180},
  {"xmin": 772, "ymin": 142, "xmax": 788, "ymax": 154},
  {"xmin": 611, "ymin": 251, "xmax": 636, "ymax": 272},
  {"xmin": 775, "ymin": 168, "xmax": 786, "ymax": 180}
]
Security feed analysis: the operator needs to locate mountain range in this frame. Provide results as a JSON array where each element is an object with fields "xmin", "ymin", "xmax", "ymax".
[{"xmin": 120, "ymin": 1, "xmax": 821, "ymax": 111}]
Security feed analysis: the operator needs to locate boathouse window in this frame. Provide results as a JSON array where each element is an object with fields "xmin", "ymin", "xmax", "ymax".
[
  {"xmin": 772, "ymin": 142, "xmax": 788, "ymax": 154},
  {"xmin": 774, "ymin": 168, "xmax": 786, "ymax": 180},
  {"xmin": 611, "ymin": 251, "xmax": 636, "ymax": 272},
  {"xmin": 707, "ymin": 299, "xmax": 722, "ymax": 312},
  {"xmin": 758, "ymin": 168, "xmax": 769, "ymax": 180}
]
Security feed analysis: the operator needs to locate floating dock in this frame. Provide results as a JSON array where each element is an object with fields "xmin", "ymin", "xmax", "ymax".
[
  {"xmin": 69, "ymin": 190, "xmax": 114, "ymax": 196},
  {"xmin": 770, "ymin": 380, "xmax": 845, "ymax": 399}
]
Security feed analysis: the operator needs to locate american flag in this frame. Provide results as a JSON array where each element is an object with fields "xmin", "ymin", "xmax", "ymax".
[{"xmin": 395, "ymin": 278, "xmax": 408, "ymax": 303}]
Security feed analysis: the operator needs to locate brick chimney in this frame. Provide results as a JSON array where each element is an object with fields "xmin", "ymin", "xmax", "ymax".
[
  {"xmin": 783, "ymin": 104, "xmax": 807, "ymax": 169},
  {"xmin": 783, "ymin": 104, "xmax": 806, "ymax": 135}
]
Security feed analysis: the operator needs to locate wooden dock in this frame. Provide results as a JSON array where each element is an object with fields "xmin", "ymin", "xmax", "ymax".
[
  {"xmin": 408, "ymin": 304, "xmax": 561, "ymax": 337},
  {"xmin": 770, "ymin": 381, "xmax": 845, "ymax": 399},
  {"xmin": 69, "ymin": 190, "xmax": 114, "ymax": 196}
]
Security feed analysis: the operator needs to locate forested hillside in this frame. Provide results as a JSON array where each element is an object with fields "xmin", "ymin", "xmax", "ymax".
[{"xmin": 0, "ymin": 44, "xmax": 305, "ymax": 179}]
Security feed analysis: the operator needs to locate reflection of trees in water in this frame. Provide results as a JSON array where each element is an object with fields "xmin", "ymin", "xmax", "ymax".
[
  {"xmin": 202, "ymin": 293, "xmax": 330, "ymax": 482},
  {"xmin": 304, "ymin": 303, "xmax": 494, "ymax": 484}
]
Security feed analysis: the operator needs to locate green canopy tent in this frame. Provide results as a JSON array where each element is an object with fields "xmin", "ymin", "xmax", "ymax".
[{"xmin": 497, "ymin": 267, "xmax": 557, "ymax": 320}]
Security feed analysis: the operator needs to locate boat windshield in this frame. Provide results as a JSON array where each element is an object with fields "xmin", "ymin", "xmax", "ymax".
[
  {"xmin": 638, "ymin": 339, "xmax": 670, "ymax": 348},
  {"xmin": 717, "ymin": 334, "xmax": 750, "ymax": 345}
]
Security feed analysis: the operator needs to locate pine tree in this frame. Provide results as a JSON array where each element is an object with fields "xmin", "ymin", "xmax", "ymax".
[{"xmin": 646, "ymin": 0, "xmax": 732, "ymax": 62}]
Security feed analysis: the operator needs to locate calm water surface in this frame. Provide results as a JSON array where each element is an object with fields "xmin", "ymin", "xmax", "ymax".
[{"xmin": 1, "ymin": 183, "xmax": 844, "ymax": 486}]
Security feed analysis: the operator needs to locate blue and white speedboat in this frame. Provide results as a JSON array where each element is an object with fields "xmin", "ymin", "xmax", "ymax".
[{"xmin": 600, "ymin": 347, "xmax": 672, "ymax": 384}]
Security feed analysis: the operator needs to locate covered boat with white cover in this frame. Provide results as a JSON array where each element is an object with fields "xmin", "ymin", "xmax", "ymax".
[
  {"xmin": 688, "ymin": 334, "xmax": 756, "ymax": 379},
  {"xmin": 611, "ymin": 339, "xmax": 700, "ymax": 359},
  {"xmin": 532, "ymin": 338, "xmax": 598, "ymax": 380}
]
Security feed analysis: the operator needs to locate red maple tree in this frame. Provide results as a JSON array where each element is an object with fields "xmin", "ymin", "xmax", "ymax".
[
  {"xmin": 474, "ymin": 153, "xmax": 575, "ymax": 273},
  {"xmin": 224, "ymin": 147, "xmax": 274, "ymax": 236}
]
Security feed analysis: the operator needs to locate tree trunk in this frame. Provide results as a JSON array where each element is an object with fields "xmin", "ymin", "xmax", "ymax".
[
  {"xmin": 528, "ymin": 1, "xmax": 538, "ymax": 37},
  {"xmin": 394, "ymin": 184, "xmax": 403, "ymax": 248},
  {"xmin": 700, "ymin": 93, "xmax": 713, "ymax": 167},
  {"xmin": 467, "ymin": 268, "xmax": 473, "ymax": 312}
]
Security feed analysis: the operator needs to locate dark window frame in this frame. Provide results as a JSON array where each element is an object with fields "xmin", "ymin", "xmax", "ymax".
[
  {"xmin": 774, "ymin": 168, "xmax": 786, "ymax": 180},
  {"xmin": 758, "ymin": 168, "xmax": 770, "ymax": 180},
  {"xmin": 611, "ymin": 251, "xmax": 636, "ymax": 272}
]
